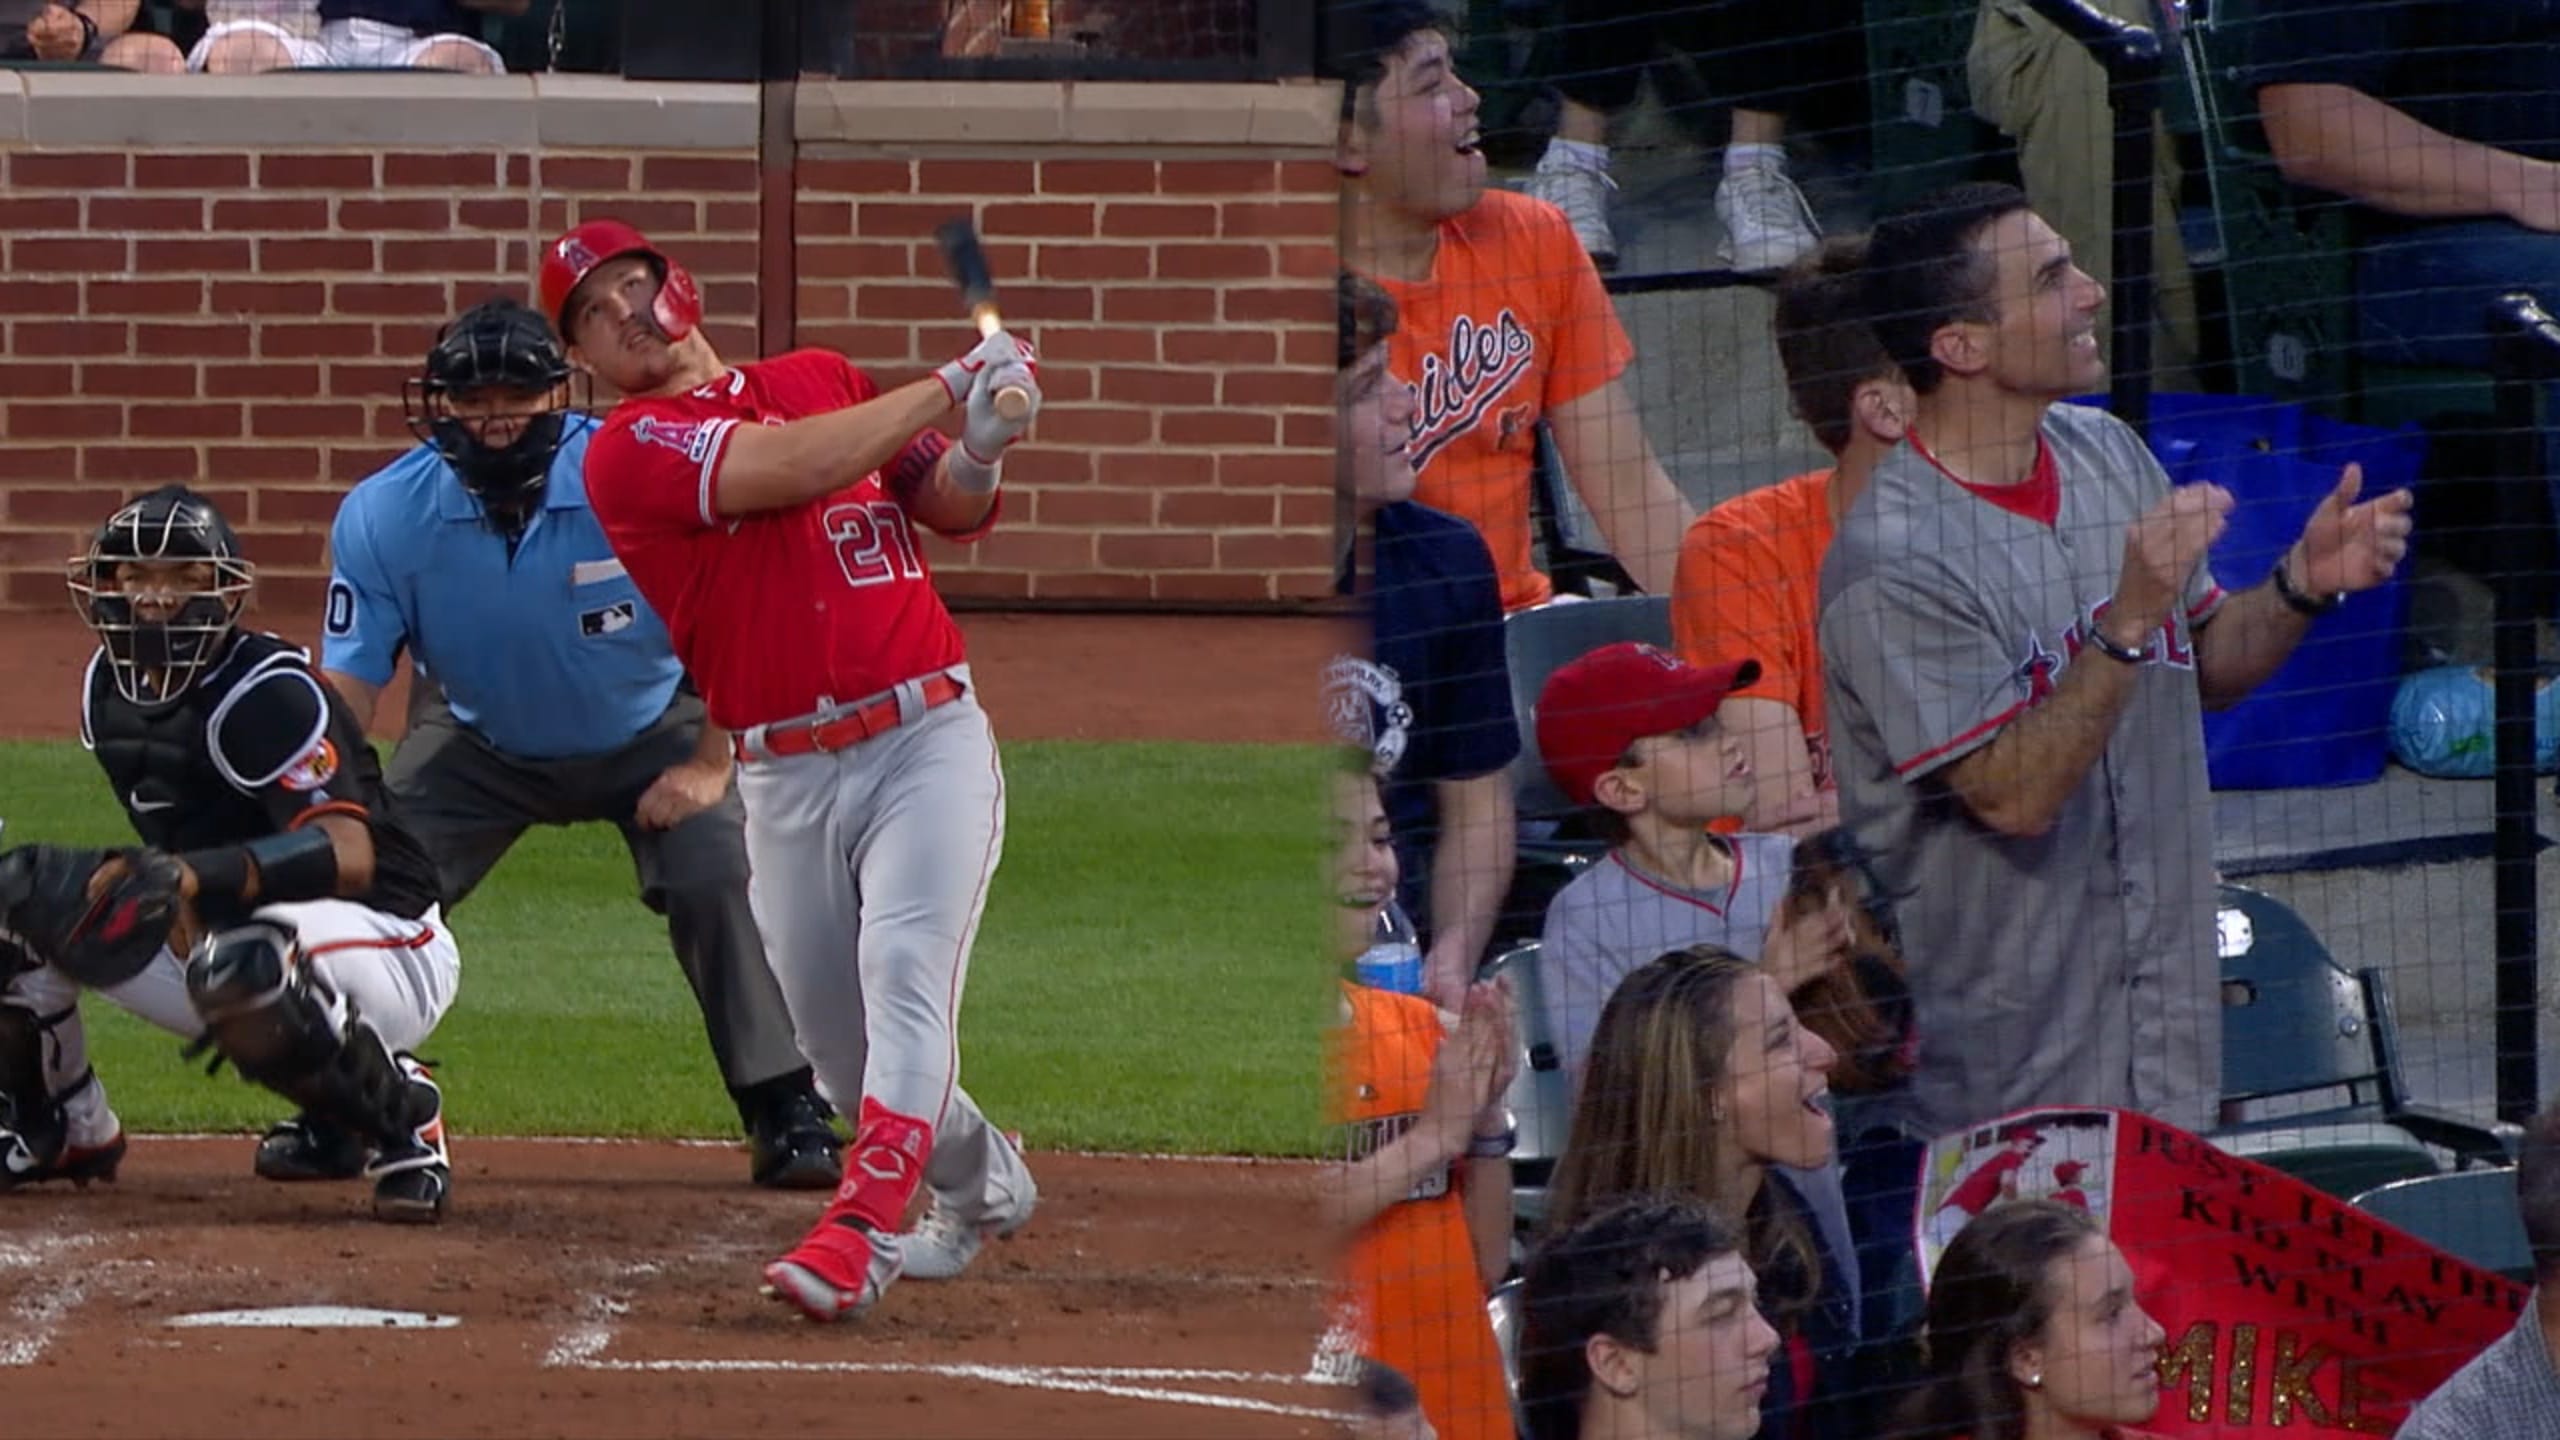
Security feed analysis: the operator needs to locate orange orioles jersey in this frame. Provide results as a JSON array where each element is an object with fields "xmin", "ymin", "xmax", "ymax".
[
  {"xmin": 1327, "ymin": 981, "xmax": 1510, "ymax": 1440},
  {"xmin": 1373, "ymin": 188, "xmax": 1635, "ymax": 613}
]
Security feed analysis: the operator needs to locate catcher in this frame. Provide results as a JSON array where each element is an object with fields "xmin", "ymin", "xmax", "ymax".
[{"xmin": 0, "ymin": 484, "xmax": 459, "ymax": 1224}]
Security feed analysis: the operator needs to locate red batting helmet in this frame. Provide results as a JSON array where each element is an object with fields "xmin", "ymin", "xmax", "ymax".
[{"xmin": 538, "ymin": 219, "xmax": 703, "ymax": 344}]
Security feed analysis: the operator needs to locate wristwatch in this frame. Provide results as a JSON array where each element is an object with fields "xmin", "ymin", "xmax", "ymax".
[
  {"xmin": 1466, "ymin": 1109, "xmax": 1519, "ymax": 1159},
  {"xmin": 2273, "ymin": 556, "xmax": 2344, "ymax": 617},
  {"xmin": 2085, "ymin": 624, "xmax": 2147, "ymax": 667}
]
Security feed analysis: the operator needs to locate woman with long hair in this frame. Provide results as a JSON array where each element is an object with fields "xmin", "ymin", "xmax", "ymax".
[
  {"xmin": 1541, "ymin": 945, "xmax": 1874, "ymax": 1438},
  {"xmin": 1896, "ymin": 1199, "xmax": 2170, "ymax": 1440}
]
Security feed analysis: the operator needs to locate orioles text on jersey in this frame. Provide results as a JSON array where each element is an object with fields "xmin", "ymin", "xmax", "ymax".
[{"xmin": 1406, "ymin": 307, "xmax": 1537, "ymax": 473}]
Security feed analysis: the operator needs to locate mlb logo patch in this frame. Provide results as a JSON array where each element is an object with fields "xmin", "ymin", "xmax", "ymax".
[{"xmin": 580, "ymin": 600, "xmax": 637, "ymax": 637}]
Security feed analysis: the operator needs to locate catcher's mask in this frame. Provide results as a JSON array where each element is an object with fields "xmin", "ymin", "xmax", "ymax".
[
  {"xmin": 66, "ymin": 485, "xmax": 254, "ymax": 711},
  {"xmin": 404, "ymin": 295, "xmax": 581, "ymax": 538}
]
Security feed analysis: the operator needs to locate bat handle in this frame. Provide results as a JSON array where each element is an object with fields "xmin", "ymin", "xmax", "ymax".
[{"xmin": 969, "ymin": 303, "xmax": 1032, "ymax": 421}]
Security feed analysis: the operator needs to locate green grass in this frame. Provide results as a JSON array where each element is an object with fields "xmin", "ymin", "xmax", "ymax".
[{"xmin": 0, "ymin": 738, "xmax": 1335, "ymax": 1158}]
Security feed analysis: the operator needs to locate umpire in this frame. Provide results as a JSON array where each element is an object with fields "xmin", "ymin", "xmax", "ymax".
[{"xmin": 317, "ymin": 295, "xmax": 840, "ymax": 1190}]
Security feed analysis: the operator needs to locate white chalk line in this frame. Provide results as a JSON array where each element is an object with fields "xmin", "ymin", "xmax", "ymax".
[
  {"xmin": 539, "ymin": 1259, "xmax": 656, "ymax": 1369},
  {"xmin": 0, "ymin": 1234, "xmax": 103, "ymax": 1367},
  {"xmin": 567, "ymin": 1356, "xmax": 1353, "ymax": 1422},
  {"xmin": 542, "ymin": 1240, "xmax": 1345, "ymax": 1424},
  {"xmin": 130, "ymin": 1133, "xmax": 1310, "ymax": 1166}
]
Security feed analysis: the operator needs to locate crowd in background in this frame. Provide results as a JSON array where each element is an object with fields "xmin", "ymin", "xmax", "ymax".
[{"xmin": 1321, "ymin": 0, "xmax": 2560, "ymax": 1436}]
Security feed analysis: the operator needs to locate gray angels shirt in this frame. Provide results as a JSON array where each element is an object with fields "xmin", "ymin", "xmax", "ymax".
[
  {"xmin": 1538, "ymin": 833, "xmax": 1799, "ymax": 1083},
  {"xmin": 1819, "ymin": 403, "xmax": 2226, "ymax": 1136}
]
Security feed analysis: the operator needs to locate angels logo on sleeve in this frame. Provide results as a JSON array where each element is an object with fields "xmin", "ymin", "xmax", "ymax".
[
  {"xmin": 278, "ymin": 736, "xmax": 341, "ymax": 793},
  {"xmin": 630, "ymin": 416, "xmax": 718, "ymax": 464}
]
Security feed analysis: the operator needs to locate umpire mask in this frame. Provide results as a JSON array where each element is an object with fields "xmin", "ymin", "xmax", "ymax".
[
  {"xmin": 405, "ymin": 296, "xmax": 579, "ymax": 539},
  {"xmin": 66, "ymin": 485, "xmax": 255, "ymax": 711}
]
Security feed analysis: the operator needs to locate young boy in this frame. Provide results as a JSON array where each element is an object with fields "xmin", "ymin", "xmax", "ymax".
[
  {"xmin": 1517, "ymin": 1194, "xmax": 1780, "ymax": 1440},
  {"xmin": 1319, "ymin": 762, "xmax": 1519, "ymax": 1440},
  {"xmin": 1530, "ymin": 642, "xmax": 1852, "ymax": 1084}
]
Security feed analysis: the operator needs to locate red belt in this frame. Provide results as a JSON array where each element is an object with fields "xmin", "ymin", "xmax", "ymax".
[{"xmin": 734, "ymin": 675, "xmax": 965, "ymax": 763}]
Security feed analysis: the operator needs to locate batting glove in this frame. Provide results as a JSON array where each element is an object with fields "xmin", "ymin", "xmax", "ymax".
[
  {"xmin": 948, "ymin": 358, "xmax": 1040, "ymax": 495},
  {"xmin": 935, "ymin": 328, "xmax": 1029, "ymax": 407}
]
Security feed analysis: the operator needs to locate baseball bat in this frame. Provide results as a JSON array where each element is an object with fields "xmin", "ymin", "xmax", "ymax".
[{"xmin": 932, "ymin": 217, "xmax": 1033, "ymax": 423}]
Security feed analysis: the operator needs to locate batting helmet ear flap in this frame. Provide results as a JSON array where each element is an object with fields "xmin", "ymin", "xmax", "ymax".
[{"xmin": 650, "ymin": 256, "xmax": 702, "ymax": 344}]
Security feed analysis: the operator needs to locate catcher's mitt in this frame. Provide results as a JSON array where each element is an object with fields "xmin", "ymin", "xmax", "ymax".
[{"xmin": 0, "ymin": 845, "xmax": 185, "ymax": 989}]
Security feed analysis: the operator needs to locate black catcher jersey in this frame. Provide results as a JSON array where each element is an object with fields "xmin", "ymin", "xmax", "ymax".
[{"xmin": 80, "ymin": 631, "xmax": 442, "ymax": 921}]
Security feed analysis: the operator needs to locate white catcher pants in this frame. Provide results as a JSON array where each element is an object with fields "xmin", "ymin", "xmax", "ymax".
[
  {"xmin": 736, "ymin": 676, "xmax": 1030, "ymax": 1226},
  {"xmin": 5, "ymin": 899, "xmax": 460, "ymax": 1146}
]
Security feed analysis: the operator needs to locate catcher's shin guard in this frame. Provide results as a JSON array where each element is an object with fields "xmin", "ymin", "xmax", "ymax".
[
  {"xmin": 183, "ymin": 922, "xmax": 450, "ymax": 1222},
  {"xmin": 0, "ymin": 1002, "xmax": 120, "ymax": 1190}
]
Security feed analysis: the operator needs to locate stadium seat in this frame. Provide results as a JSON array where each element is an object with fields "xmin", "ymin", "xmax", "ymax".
[
  {"xmin": 2210, "ymin": 882, "xmax": 2517, "ymax": 1196},
  {"xmin": 1479, "ymin": 940, "xmax": 1576, "ymax": 1242},
  {"xmin": 2219, "ymin": 1122, "xmax": 2442, "ymax": 1201},
  {"xmin": 1530, "ymin": 422, "xmax": 1641, "ymax": 602},
  {"xmin": 1860, "ymin": 0, "xmax": 2016, "ymax": 217},
  {"xmin": 2353, "ymin": 1168, "xmax": 2534, "ymax": 1285},
  {"xmin": 2185, "ymin": 0, "xmax": 2492, "ymax": 424},
  {"xmin": 1487, "ymin": 1276, "xmax": 1528, "ymax": 1437}
]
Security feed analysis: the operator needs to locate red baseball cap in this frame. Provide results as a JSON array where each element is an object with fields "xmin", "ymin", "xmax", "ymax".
[{"xmin": 1534, "ymin": 642, "xmax": 1761, "ymax": 809}]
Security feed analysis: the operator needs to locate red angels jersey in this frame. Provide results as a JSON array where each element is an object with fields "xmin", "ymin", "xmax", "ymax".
[{"xmin": 581, "ymin": 349, "xmax": 992, "ymax": 731}]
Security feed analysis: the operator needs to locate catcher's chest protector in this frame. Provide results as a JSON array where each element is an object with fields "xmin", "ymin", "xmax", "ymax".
[{"xmin": 84, "ymin": 640, "xmax": 283, "ymax": 851}]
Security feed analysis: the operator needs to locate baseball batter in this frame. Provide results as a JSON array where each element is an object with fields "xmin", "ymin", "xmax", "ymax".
[
  {"xmin": 1821, "ymin": 184, "xmax": 2411, "ymax": 1139},
  {"xmin": 0, "ymin": 486, "xmax": 457, "ymax": 1223},
  {"xmin": 541, "ymin": 219, "xmax": 1039, "ymax": 1322}
]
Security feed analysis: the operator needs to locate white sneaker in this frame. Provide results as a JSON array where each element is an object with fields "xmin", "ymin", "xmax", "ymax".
[
  {"xmin": 899, "ymin": 1141, "xmax": 1039, "ymax": 1281},
  {"xmin": 1522, "ymin": 155, "xmax": 1619, "ymax": 270},
  {"xmin": 1715, "ymin": 158, "xmax": 1821, "ymax": 275}
]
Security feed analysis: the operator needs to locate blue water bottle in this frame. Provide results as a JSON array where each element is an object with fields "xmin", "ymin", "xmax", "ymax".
[{"xmin": 1355, "ymin": 900, "xmax": 1426, "ymax": 996}]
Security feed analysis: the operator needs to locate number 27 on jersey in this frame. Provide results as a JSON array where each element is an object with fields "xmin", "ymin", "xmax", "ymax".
[{"xmin": 823, "ymin": 500, "xmax": 925, "ymax": 589}]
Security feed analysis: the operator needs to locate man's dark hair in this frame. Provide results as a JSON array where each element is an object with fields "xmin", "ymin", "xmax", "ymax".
[
  {"xmin": 1319, "ymin": 0, "xmax": 1448, "ymax": 126},
  {"xmin": 2521, "ymin": 1099, "xmax": 2560, "ymax": 1283},
  {"xmin": 1353, "ymin": 1356, "xmax": 1424, "ymax": 1419},
  {"xmin": 1774, "ymin": 235, "xmax": 1898, "ymax": 455},
  {"xmin": 1517, "ymin": 1193, "xmax": 1745, "ymax": 1440},
  {"xmin": 1340, "ymin": 271, "xmax": 1401, "ymax": 372},
  {"xmin": 1861, "ymin": 181, "xmax": 2032, "ymax": 396}
]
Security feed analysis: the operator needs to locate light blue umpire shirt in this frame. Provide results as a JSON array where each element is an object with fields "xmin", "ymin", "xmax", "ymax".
[{"xmin": 322, "ymin": 413, "xmax": 685, "ymax": 760}]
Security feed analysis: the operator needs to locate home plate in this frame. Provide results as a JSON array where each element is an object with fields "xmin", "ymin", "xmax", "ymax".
[{"xmin": 168, "ymin": 1306, "xmax": 460, "ymax": 1330}]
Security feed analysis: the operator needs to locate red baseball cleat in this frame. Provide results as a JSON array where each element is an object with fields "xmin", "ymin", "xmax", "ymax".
[{"xmin": 761, "ymin": 1208, "xmax": 902, "ymax": 1323}]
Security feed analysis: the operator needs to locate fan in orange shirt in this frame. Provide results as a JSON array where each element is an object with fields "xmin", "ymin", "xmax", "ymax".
[
  {"xmin": 1319, "ymin": 763, "xmax": 1519, "ymax": 1440},
  {"xmin": 1672, "ymin": 237, "xmax": 1913, "ymax": 837},
  {"xmin": 1330, "ymin": 0, "xmax": 1694, "ymax": 613}
]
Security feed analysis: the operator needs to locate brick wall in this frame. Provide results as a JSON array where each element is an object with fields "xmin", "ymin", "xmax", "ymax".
[
  {"xmin": 0, "ymin": 146, "xmax": 762, "ymax": 619},
  {"xmin": 796, "ymin": 153, "xmax": 1338, "ymax": 604},
  {"xmin": 0, "ymin": 76, "xmax": 1340, "ymax": 615}
]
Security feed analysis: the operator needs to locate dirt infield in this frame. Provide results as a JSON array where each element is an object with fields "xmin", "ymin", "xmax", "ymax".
[
  {"xmin": 0, "ymin": 610, "xmax": 1343, "ymax": 1437},
  {"xmin": 1, "ymin": 1141, "xmax": 1333, "ymax": 1438},
  {"xmin": 0, "ymin": 610, "xmax": 1346, "ymax": 746}
]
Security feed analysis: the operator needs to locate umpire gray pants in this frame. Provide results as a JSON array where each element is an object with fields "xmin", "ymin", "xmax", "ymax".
[{"xmin": 386, "ymin": 684, "xmax": 810, "ymax": 1107}]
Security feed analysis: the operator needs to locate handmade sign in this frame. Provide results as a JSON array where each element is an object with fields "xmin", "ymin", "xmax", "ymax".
[{"xmin": 1915, "ymin": 1107, "xmax": 2529, "ymax": 1436}]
